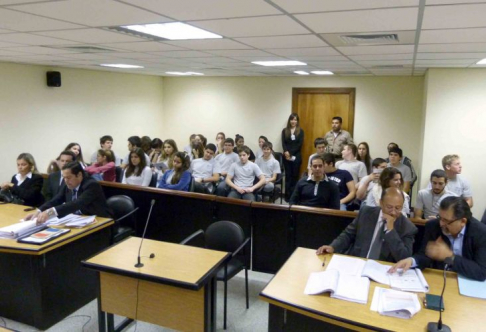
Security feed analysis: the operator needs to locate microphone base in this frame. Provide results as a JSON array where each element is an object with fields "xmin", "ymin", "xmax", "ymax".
[
  {"xmin": 134, "ymin": 263, "xmax": 144, "ymax": 268},
  {"xmin": 427, "ymin": 322, "xmax": 452, "ymax": 332}
]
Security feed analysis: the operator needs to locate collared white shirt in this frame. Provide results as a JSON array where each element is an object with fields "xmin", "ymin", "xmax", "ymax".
[
  {"xmin": 366, "ymin": 211, "xmax": 390, "ymax": 259},
  {"xmin": 444, "ymin": 224, "xmax": 466, "ymax": 257},
  {"xmin": 15, "ymin": 172, "xmax": 32, "ymax": 186}
]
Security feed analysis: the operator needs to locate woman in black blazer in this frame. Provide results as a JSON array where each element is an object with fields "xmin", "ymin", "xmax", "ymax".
[
  {"xmin": 281, "ymin": 113, "xmax": 304, "ymax": 201},
  {"xmin": 1, "ymin": 153, "xmax": 44, "ymax": 207}
]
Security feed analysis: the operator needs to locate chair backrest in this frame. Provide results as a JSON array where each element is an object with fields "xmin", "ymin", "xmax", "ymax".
[
  {"xmin": 189, "ymin": 176, "xmax": 196, "ymax": 192},
  {"xmin": 149, "ymin": 172, "xmax": 158, "ymax": 187},
  {"xmin": 205, "ymin": 221, "xmax": 246, "ymax": 253},
  {"xmin": 115, "ymin": 166, "xmax": 124, "ymax": 183},
  {"xmin": 106, "ymin": 195, "xmax": 136, "ymax": 225},
  {"xmin": 273, "ymin": 152, "xmax": 284, "ymax": 173}
]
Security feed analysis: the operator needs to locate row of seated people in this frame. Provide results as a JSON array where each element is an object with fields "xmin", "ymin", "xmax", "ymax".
[{"xmin": 4, "ymin": 156, "xmax": 485, "ymax": 284}]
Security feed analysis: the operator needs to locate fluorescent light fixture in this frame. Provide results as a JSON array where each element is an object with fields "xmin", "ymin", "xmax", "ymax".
[
  {"xmin": 294, "ymin": 71, "xmax": 309, "ymax": 75},
  {"xmin": 311, "ymin": 70, "xmax": 334, "ymax": 75},
  {"xmin": 100, "ymin": 64, "xmax": 143, "ymax": 69},
  {"xmin": 122, "ymin": 22, "xmax": 222, "ymax": 40},
  {"xmin": 166, "ymin": 71, "xmax": 204, "ymax": 76},
  {"xmin": 477, "ymin": 58, "xmax": 486, "ymax": 65},
  {"xmin": 252, "ymin": 61, "xmax": 307, "ymax": 67}
]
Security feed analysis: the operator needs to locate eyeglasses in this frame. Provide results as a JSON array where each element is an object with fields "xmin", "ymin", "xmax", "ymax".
[{"xmin": 436, "ymin": 215, "xmax": 460, "ymax": 225}]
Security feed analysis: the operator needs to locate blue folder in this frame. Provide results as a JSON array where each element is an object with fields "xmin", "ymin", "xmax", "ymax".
[{"xmin": 458, "ymin": 275, "xmax": 486, "ymax": 299}]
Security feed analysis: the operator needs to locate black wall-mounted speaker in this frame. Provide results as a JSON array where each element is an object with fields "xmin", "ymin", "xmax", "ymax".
[{"xmin": 46, "ymin": 71, "xmax": 61, "ymax": 87}]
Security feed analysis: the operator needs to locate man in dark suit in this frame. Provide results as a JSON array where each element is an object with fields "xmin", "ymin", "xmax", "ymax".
[
  {"xmin": 390, "ymin": 197, "xmax": 486, "ymax": 281},
  {"xmin": 27, "ymin": 161, "xmax": 112, "ymax": 223},
  {"xmin": 43, "ymin": 150, "xmax": 76, "ymax": 201},
  {"xmin": 317, "ymin": 187, "xmax": 417, "ymax": 263}
]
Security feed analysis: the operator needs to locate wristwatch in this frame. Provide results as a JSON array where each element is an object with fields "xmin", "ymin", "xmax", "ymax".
[{"xmin": 444, "ymin": 255, "xmax": 455, "ymax": 267}]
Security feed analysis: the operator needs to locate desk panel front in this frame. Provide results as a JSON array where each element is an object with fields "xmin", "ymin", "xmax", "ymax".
[{"xmin": 260, "ymin": 248, "xmax": 482, "ymax": 332}]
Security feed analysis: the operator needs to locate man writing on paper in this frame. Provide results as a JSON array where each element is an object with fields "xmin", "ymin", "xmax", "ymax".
[
  {"xmin": 317, "ymin": 187, "xmax": 417, "ymax": 262},
  {"xmin": 390, "ymin": 197, "xmax": 486, "ymax": 281},
  {"xmin": 26, "ymin": 162, "xmax": 112, "ymax": 223}
]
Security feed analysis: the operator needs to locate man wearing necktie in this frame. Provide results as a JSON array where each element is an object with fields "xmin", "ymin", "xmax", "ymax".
[
  {"xmin": 26, "ymin": 162, "xmax": 112, "ymax": 223},
  {"xmin": 317, "ymin": 187, "xmax": 417, "ymax": 263}
]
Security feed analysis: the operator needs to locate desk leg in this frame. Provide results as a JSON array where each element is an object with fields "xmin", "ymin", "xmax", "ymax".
[
  {"xmin": 205, "ymin": 277, "xmax": 217, "ymax": 332},
  {"xmin": 97, "ymin": 273, "xmax": 106, "ymax": 332},
  {"xmin": 107, "ymin": 313, "xmax": 115, "ymax": 332}
]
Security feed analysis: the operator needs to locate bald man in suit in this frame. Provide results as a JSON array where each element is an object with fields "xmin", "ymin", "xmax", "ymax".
[{"xmin": 317, "ymin": 187, "xmax": 417, "ymax": 263}]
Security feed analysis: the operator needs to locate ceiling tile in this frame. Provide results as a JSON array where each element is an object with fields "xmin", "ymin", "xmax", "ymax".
[
  {"xmin": 120, "ymin": 0, "xmax": 281, "ymax": 20},
  {"xmin": 271, "ymin": 0, "xmax": 418, "ymax": 14},
  {"xmin": 204, "ymin": 49, "xmax": 274, "ymax": 57},
  {"xmin": 0, "ymin": 0, "xmax": 51, "ymax": 4},
  {"xmin": 0, "ymin": 32, "xmax": 80, "ymax": 45},
  {"xmin": 426, "ymin": 0, "xmax": 486, "ymax": 4},
  {"xmin": 0, "ymin": 7, "xmax": 82, "ymax": 31},
  {"xmin": 349, "ymin": 53, "xmax": 414, "ymax": 60},
  {"xmin": 418, "ymin": 43, "xmax": 486, "ymax": 52},
  {"xmin": 0, "ymin": 48, "xmax": 29, "ymax": 55},
  {"xmin": 355, "ymin": 59, "xmax": 413, "ymax": 67},
  {"xmin": 104, "ymin": 41, "xmax": 184, "ymax": 52},
  {"xmin": 228, "ymin": 56, "xmax": 288, "ymax": 62},
  {"xmin": 420, "ymin": 28, "xmax": 486, "ymax": 43},
  {"xmin": 13, "ymin": 0, "xmax": 171, "ymax": 27},
  {"xmin": 423, "ymin": 4, "xmax": 486, "ymax": 30},
  {"xmin": 338, "ymin": 45, "xmax": 415, "ymax": 55},
  {"xmin": 189, "ymin": 15, "xmax": 310, "ymax": 38},
  {"xmin": 235, "ymin": 35, "xmax": 327, "ymax": 49},
  {"xmin": 286, "ymin": 55, "xmax": 349, "ymax": 61},
  {"xmin": 369, "ymin": 69, "xmax": 412, "ymax": 75},
  {"xmin": 0, "ymin": 40, "xmax": 23, "ymax": 47},
  {"xmin": 164, "ymin": 39, "xmax": 251, "ymax": 50},
  {"xmin": 265, "ymin": 47, "xmax": 340, "ymax": 56},
  {"xmin": 295, "ymin": 7, "xmax": 418, "ymax": 33},
  {"xmin": 2, "ymin": 46, "xmax": 79, "ymax": 55},
  {"xmin": 416, "ymin": 52, "xmax": 486, "ymax": 59},
  {"xmin": 188, "ymin": 57, "xmax": 243, "ymax": 64},
  {"xmin": 415, "ymin": 59, "xmax": 477, "ymax": 65},
  {"xmin": 36, "ymin": 28, "xmax": 145, "ymax": 44},
  {"xmin": 148, "ymin": 50, "xmax": 215, "ymax": 58}
]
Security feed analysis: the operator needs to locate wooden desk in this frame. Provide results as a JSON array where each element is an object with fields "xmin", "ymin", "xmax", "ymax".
[
  {"xmin": 0, "ymin": 203, "xmax": 113, "ymax": 329},
  {"xmin": 83, "ymin": 237, "xmax": 231, "ymax": 332},
  {"xmin": 260, "ymin": 248, "xmax": 481, "ymax": 332}
]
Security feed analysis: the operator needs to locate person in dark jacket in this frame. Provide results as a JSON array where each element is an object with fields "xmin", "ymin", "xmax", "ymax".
[{"xmin": 282, "ymin": 113, "xmax": 304, "ymax": 201}]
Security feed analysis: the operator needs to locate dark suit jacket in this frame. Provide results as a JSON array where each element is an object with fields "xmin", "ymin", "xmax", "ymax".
[
  {"xmin": 414, "ymin": 218, "xmax": 486, "ymax": 281},
  {"xmin": 330, "ymin": 206, "xmax": 418, "ymax": 263},
  {"xmin": 43, "ymin": 171, "xmax": 63, "ymax": 202},
  {"xmin": 40, "ymin": 175, "xmax": 112, "ymax": 218},
  {"xmin": 10, "ymin": 173, "xmax": 44, "ymax": 207}
]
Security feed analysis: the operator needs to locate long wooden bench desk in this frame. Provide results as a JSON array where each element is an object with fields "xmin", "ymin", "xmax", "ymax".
[
  {"xmin": 0, "ymin": 203, "xmax": 113, "ymax": 330},
  {"xmin": 260, "ymin": 248, "xmax": 480, "ymax": 331},
  {"xmin": 98, "ymin": 181, "xmax": 426, "ymax": 274}
]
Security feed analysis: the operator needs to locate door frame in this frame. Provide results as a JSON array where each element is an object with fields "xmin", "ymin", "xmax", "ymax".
[{"xmin": 291, "ymin": 87, "xmax": 356, "ymax": 136}]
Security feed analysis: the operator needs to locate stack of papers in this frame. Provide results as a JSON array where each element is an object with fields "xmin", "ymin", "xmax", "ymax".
[
  {"xmin": 0, "ymin": 220, "xmax": 45, "ymax": 239},
  {"xmin": 458, "ymin": 276, "xmax": 486, "ymax": 299},
  {"xmin": 18, "ymin": 227, "xmax": 71, "ymax": 244},
  {"xmin": 46, "ymin": 214, "xmax": 96, "ymax": 228},
  {"xmin": 371, "ymin": 287, "xmax": 421, "ymax": 319}
]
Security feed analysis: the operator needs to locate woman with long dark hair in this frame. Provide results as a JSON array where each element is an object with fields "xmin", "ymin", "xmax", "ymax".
[
  {"xmin": 365, "ymin": 167, "xmax": 410, "ymax": 215},
  {"xmin": 281, "ymin": 113, "xmax": 304, "ymax": 201},
  {"xmin": 64, "ymin": 142, "xmax": 86, "ymax": 168},
  {"xmin": 122, "ymin": 148, "xmax": 152, "ymax": 186},
  {"xmin": 357, "ymin": 142, "xmax": 372, "ymax": 174},
  {"xmin": 157, "ymin": 152, "xmax": 191, "ymax": 191}
]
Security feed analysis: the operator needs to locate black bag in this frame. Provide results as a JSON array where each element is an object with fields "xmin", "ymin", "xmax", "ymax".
[{"xmin": 0, "ymin": 189, "xmax": 25, "ymax": 205}]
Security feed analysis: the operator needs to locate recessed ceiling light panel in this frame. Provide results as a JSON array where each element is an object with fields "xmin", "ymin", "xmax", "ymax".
[
  {"xmin": 311, "ymin": 71, "xmax": 334, "ymax": 75},
  {"xmin": 166, "ymin": 71, "xmax": 204, "ymax": 76},
  {"xmin": 100, "ymin": 64, "xmax": 143, "ymax": 69},
  {"xmin": 477, "ymin": 58, "xmax": 486, "ymax": 65},
  {"xmin": 294, "ymin": 71, "xmax": 309, "ymax": 75},
  {"xmin": 123, "ymin": 22, "xmax": 222, "ymax": 40},
  {"xmin": 252, "ymin": 61, "xmax": 307, "ymax": 67}
]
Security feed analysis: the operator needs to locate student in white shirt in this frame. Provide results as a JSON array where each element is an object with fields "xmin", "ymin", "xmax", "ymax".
[
  {"xmin": 191, "ymin": 144, "xmax": 221, "ymax": 193},
  {"xmin": 214, "ymin": 138, "xmax": 240, "ymax": 196},
  {"xmin": 335, "ymin": 143, "xmax": 367, "ymax": 184},
  {"xmin": 255, "ymin": 142, "xmax": 281, "ymax": 199},
  {"xmin": 307, "ymin": 137, "xmax": 328, "ymax": 174},
  {"xmin": 122, "ymin": 148, "xmax": 152, "ymax": 187}
]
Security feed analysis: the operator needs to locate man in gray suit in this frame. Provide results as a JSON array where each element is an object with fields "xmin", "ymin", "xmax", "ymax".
[
  {"xmin": 43, "ymin": 150, "xmax": 76, "ymax": 201},
  {"xmin": 317, "ymin": 187, "xmax": 417, "ymax": 263}
]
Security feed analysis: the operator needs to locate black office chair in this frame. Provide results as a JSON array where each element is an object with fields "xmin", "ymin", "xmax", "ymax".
[
  {"xmin": 149, "ymin": 172, "xmax": 158, "ymax": 188},
  {"xmin": 180, "ymin": 221, "xmax": 250, "ymax": 330},
  {"xmin": 115, "ymin": 166, "xmax": 124, "ymax": 183},
  {"xmin": 273, "ymin": 152, "xmax": 285, "ymax": 203},
  {"xmin": 106, "ymin": 195, "xmax": 138, "ymax": 243}
]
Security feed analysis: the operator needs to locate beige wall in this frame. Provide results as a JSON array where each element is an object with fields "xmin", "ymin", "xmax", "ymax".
[
  {"xmin": 0, "ymin": 62, "xmax": 164, "ymax": 181},
  {"xmin": 162, "ymin": 75, "xmax": 424, "ymax": 185},
  {"xmin": 420, "ymin": 68, "xmax": 486, "ymax": 217}
]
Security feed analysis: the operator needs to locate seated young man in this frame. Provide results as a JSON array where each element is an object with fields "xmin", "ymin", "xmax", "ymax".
[
  {"xmin": 121, "ymin": 136, "xmax": 150, "ymax": 169},
  {"xmin": 356, "ymin": 158, "xmax": 388, "ymax": 202},
  {"xmin": 90, "ymin": 135, "xmax": 121, "ymax": 166},
  {"xmin": 214, "ymin": 138, "xmax": 240, "ymax": 196},
  {"xmin": 439, "ymin": 154, "xmax": 473, "ymax": 207},
  {"xmin": 190, "ymin": 143, "xmax": 221, "ymax": 194},
  {"xmin": 289, "ymin": 155, "xmax": 340, "ymax": 209},
  {"xmin": 307, "ymin": 137, "xmax": 328, "ymax": 173},
  {"xmin": 415, "ymin": 169, "xmax": 457, "ymax": 221},
  {"xmin": 226, "ymin": 145, "xmax": 266, "ymax": 201},
  {"xmin": 255, "ymin": 142, "xmax": 281, "ymax": 202},
  {"xmin": 335, "ymin": 143, "xmax": 367, "ymax": 184},
  {"xmin": 387, "ymin": 147, "xmax": 412, "ymax": 193},
  {"xmin": 322, "ymin": 153, "xmax": 355, "ymax": 211}
]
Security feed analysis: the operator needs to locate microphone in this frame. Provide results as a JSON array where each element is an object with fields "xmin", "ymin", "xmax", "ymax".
[
  {"xmin": 426, "ymin": 263, "xmax": 451, "ymax": 332},
  {"xmin": 134, "ymin": 199, "xmax": 156, "ymax": 268}
]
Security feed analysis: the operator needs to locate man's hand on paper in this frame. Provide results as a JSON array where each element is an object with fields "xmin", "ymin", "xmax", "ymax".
[
  {"xmin": 388, "ymin": 257, "xmax": 413, "ymax": 274},
  {"xmin": 316, "ymin": 245, "xmax": 334, "ymax": 255}
]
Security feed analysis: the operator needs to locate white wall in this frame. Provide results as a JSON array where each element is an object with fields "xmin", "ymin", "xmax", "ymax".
[
  {"xmin": 0, "ymin": 62, "xmax": 164, "ymax": 181},
  {"xmin": 420, "ymin": 68, "xmax": 486, "ymax": 217},
  {"xmin": 162, "ymin": 75, "xmax": 424, "ymax": 177}
]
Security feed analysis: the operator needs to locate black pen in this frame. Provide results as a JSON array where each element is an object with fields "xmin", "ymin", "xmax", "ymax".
[{"xmin": 322, "ymin": 257, "xmax": 327, "ymax": 267}]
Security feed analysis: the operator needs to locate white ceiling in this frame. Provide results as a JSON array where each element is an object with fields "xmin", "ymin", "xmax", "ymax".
[{"xmin": 0, "ymin": 0, "xmax": 485, "ymax": 76}]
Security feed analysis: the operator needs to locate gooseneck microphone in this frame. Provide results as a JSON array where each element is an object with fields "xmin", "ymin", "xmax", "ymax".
[
  {"xmin": 135, "ymin": 199, "xmax": 156, "ymax": 268},
  {"xmin": 427, "ymin": 263, "xmax": 451, "ymax": 332}
]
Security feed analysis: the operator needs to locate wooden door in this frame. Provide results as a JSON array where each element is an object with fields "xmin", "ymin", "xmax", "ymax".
[{"xmin": 292, "ymin": 88, "xmax": 355, "ymax": 175}]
